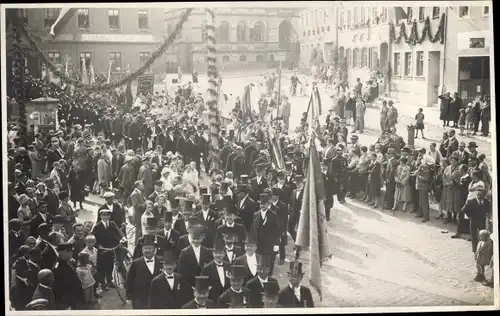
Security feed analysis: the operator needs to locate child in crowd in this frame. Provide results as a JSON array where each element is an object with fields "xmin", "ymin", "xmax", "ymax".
[
  {"xmin": 458, "ymin": 108, "xmax": 467, "ymax": 136},
  {"xmin": 465, "ymin": 103, "xmax": 475, "ymax": 136},
  {"xmin": 474, "ymin": 229, "xmax": 494, "ymax": 284},
  {"xmin": 414, "ymin": 108, "xmax": 425, "ymax": 139},
  {"xmin": 80, "ymin": 234, "xmax": 101, "ymax": 298},
  {"xmin": 76, "ymin": 252, "xmax": 96, "ymax": 306}
]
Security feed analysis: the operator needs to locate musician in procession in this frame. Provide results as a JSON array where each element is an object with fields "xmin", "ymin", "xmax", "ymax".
[{"xmin": 8, "ymin": 25, "xmax": 494, "ymax": 311}]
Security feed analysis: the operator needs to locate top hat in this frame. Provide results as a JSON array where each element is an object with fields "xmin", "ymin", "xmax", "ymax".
[
  {"xmin": 271, "ymin": 187, "xmax": 282, "ymax": 196},
  {"xmin": 184, "ymin": 199, "xmax": 194, "ymax": 210},
  {"xmin": 164, "ymin": 211, "xmax": 173, "ymax": 222},
  {"xmin": 142, "ymin": 234, "xmax": 159, "ymax": 247},
  {"xmin": 294, "ymin": 175, "xmax": 304, "ymax": 183},
  {"xmin": 199, "ymin": 186, "xmax": 208, "ymax": 195},
  {"xmin": 53, "ymin": 215, "xmax": 65, "ymax": 224},
  {"xmin": 228, "ymin": 265, "xmax": 246, "ymax": 279},
  {"xmin": 259, "ymin": 193, "xmax": 270, "ymax": 204},
  {"xmin": 193, "ymin": 275, "xmax": 212, "ymax": 292},
  {"xmin": 228, "ymin": 291, "xmax": 247, "ymax": 308},
  {"xmin": 244, "ymin": 232, "xmax": 258, "ymax": 244},
  {"xmin": 223, "ymin": 194, "xmax": 233, "ymax": 205},
  {"xmin": 256, "ymin": 254, "xmax": 272, "ymax": 268},
  {"xmin": 214, "ymin": 199, "xmax": 226, "ymax": 210},
  {"xmin": 236, "ymin": 184, "xmax": 249, "ymax": 195},
  {"xmin": 170, "ymin": 198, "xmax": 181, "ymax": 209},
  {"xmin": 263, "ymin": 280, "xmax": 280, "ymax": 297},
  {"xmin": 212, "ymin": 238, "xmax": 226, "ymax": 252},
  {"xmin": 287, "ymin": 261, "xmax": 304, "ymax": 276},
  {"xmin": 201, "ymin": 194, "xmax": 211, "ymax": 205},
  {"xmin": 57, "ymin": 243, "xmax": 74, "ymax": 252},
  {"xmin": 161, "ymin": 250, "xmax": 177, "ymax": 265},
  {"xmin": 187, "ymin": 216, "xmax": 203, "ymax": 228},
  {"xmin": 350, "ymin": 134, "xmax": 359, "ymax": 139},
  {"xmin": 240, "ymin": 175, "xmax": 249, "ymax": 184},
  {"xmin": 146, "ymin": 216, "xmax": 159, "ymax": 227}
]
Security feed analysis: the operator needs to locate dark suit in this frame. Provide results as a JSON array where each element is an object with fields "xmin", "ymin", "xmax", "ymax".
[
  {"xmin": 172, "ymin": 214, "xmax": 188, "ymax": 236},
  {"xmin": 130, "ymin": 189, "xmax": 146, "ymax": 241},
  {"xmin": 112, "ymin": 153, "xmax": 125, "ymax": 179},
  {"xmin": 224, "ymin": 245, "xmax": 244, "ymax": 264},
  {"xmin": 237, "ymin": 197, "xmax": 260, "ymax": 232},
  {"xmin": 234, "ymin": 254, "xmax": 257, "ymax": 284},
  {"xmin": 271, "ymin": 200, "xmax": 289, "ymax": 261},
  {"xmin": 175, "ymin": 234, "xmax": 190, "ymax": 258},
  {"xmin": 252, "ymin": 209, "xmax": 280, "ymax": 274},
  {"xmin": 36, "ymin": 240, "xmax": 58, "ymax": 270},
  {"xmin": 46, "ymin": 148, "xmax": 65, "ymax": 172},
  {"xmin": 277, "ymin": 285, "xmax": 314, "ymax": 307},
  {"xmin": 52, "ymin": 259, "xmax": 85, "ymax": 309},
  {"xmin": 446, "ymin": 137, "xmax": 459, "ymax": 157},
  {"xmin": 178, "ymin": 245, "xmax": 212, "ymax": 288},
  {"xmin": 246, "ymin": 276, "xmax": 279, "ymax": 308},
  {"xmin": 126, "ymin": 256, "xmax": 163, "ymax": 309},
  {"xmin": 249, "ymin": 177, "xmax": 269, "ymax": 202},
  {"xmin": 218, "ymin": 287, "xmax": 251, "ymax": 308},
  {"xmin": 164, "ymin": 134, "xmax": 177, "ymax": 154},
  {"xmin": 215, "ymin": 224, "xmax": 247, "ymax": 250},
  {"xmin": 133, "ymin": 229, "xmax": 180, "ymax": 259},
  {"xmin": 91, "ymin": 220, "xmax": 124, "ymax": 284},
  {"xmin": 289, "ymin": 188, "xmax": 304, "ymax": 240},
  {"xmin": 462, "ymin": 198, "xmax": 491, "ymax": 253},
  {"xmin": 44, "ymin": 189, "xmax": 59, "ymax": 217},
  {"xmin": 182, "ymin": 299, "xmax": 217, "ymax": 309},
  {"xmin": 97, "ymin": 203, "xmax": 126, "ymax": 228},
  {"xmin": 148, "ymin": 272, "xmax": 191, "ymax": 309},
  {"xmin": 31, "ymin": 284, "xmax": 56, "ymax": 309},
  {"xmin": 10, "ymin": 277, "xmax": 36, "ymax": 311},
  {"xmin": 195, "ymin": 209, "xmax": 219, "ymax": 248},
  {"xmin": 151, "ymin": 154, "xmax": 166, "ymax": 169},
  {"xmin": 9, "ymin": 231, "xmax": 26, "ymax": 263},
  {"xmin": 201, "ymin": 261, "xmax": 231, "ymax": 302},
  {"xmin": 453, "ymin": 150, "xmax": 470, "ymax": 166}
]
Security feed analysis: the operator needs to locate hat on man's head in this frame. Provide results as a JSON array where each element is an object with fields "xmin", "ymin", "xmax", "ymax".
[
  {"xmin": 271, "ymin": 187, "xmax": 282, "ymax": 196},
  {"xmin": 468, "ymin": 142, "xmax": 478, "ymax": 148},
  {"xmin": 57, "ymin": 243, "xmax": 74, "ymax": 252},
  {"xmin": 259, "ymin": 192, "xmax": 270, "ymax": 204},
  {"xmin": 236, "ymin": 184, "xmax": 249, "ymax": 195},
  {"xmin": 244, "ymin": 232, "xmax": 258, "ymax": 245},
  {"xmin": 193, "ymin": 276, "xmax": 212, "ymax": 293},
  {"xmin": 199, "ymin": 186, "xmax": 208, "ymax": 195},
  {"xmin": 99, "ymin": 208, "xmax": 112, "ymax": 215},
  {"xmin": 161, "ymin": 250, "xmax": 177, "ymax": 265},
  {"xmin": 294, "ymin": 174, "xmax": 304, "ymax": 183},
  {"xmin": 239, "ymin": 174, "xmax": 249, "ymax": 184},
  {"xmin": 214, "ymin": 199, "xmax": 226, "ymax": 210},
  {"xmin": 263, "ymin": 280, "xmax": 280, "ymax": 297},
  {"xmin": 350, "ymin": 134, "xmax": 359, "ymax": 140},
  {"xmin": 256, "ymin": 164, "xmax": 266, "ymax": 173},
  {"xmin": 187, "ymin": 216, "xmax": 203, "ymax": 228},
  {"xmin": 228, "ymin": 265, "xmax": 246, "ymax": 280},
  {"xmin": 201, "ymin": 194, "xmax": 211, "ymax": 205},
  {"xmin": 103, "ymin": 191, "xmax": 115, "ymax": 199},
  {"xmin": 287, "ymin": 261, "xmax": 305, "ymax": 276},
  {"xmin": 184, "ymin": 199, "xmax": 194, "ymax": 210},
  {"xmin": 142, "ymin": 234, "xmax": 159, "ymax": 247},
  {"xmin": 164, "ymin": 211, "xmax": 173, "ymax": 222},
  {"xmin": 53, "ymin": 215, "xmax": 65, "ymax": 224},
  {"xmin": 256, "ymin": 254, "xmax": 273, "ymax": 268},
  {"xmin": 170, "ymin": 198, "xmax": 181, "ymax": 209},
  {"xmin": 9, "ymin": 218, "xmax": 22, "ymax": 231},
  {"xmin": 212, "ymin": 238, "xmax": 226, "ymax": 252}
]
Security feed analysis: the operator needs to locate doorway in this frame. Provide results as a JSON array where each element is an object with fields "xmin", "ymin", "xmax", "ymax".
[
  {"xmin": 427, "ymin": 51, "xmax": 441, "ymax": 106},
  {"xmin": 458, "ymin": 56, "xmax": 490, "ymax": 104}
]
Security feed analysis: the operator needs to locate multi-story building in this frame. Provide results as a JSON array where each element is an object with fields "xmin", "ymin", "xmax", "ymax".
[
  {"xmin": 443, "ymin": 5, "xmax": 491, "ymax": 104},
  {"xmin": 337, "ymin": 6, "xmax": 390, "ymax": 92},
  {"xmin": 14, "ymin": 8, "xmax": 166, "ymax": 79},
  {"xmin": 164, "ymin": 8, "xmax": 301, "ymax": 72},
  {"xmin": 299, "ymin": 7, "xmax": 338, "ymax": 69}
]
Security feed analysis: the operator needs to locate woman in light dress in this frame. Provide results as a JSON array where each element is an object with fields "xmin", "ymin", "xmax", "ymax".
[
  {"xmin": 97, "ymin": 152, "xmax": 112, "ymax": 197},
  {"xmin": 183, "ymin": 163, "xmax": 199, "ymax": 196},
  {"xmin": 441, "ymin": 154, "xmax": 461, "ymax": 223},
  {"xmin": 393, "ymin": 157, "xmax": 412, "ymax": 212}
]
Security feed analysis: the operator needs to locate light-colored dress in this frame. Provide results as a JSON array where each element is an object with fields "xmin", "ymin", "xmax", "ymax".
[
  {"xmin": 442, "ymin": 164, "xmax": 461, "ymax": 212},
  {"xmin": 394, "ymin": 164, "xmax": 412, "ymax": 202},
  {"xmin": 183, "ymin": 170, "xmax": 199, "ymax": 195}
]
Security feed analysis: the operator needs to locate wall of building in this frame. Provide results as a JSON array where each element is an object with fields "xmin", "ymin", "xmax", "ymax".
[{"xmin": 442, "ymin": 5, "xmax": 491, "ymax": 96}]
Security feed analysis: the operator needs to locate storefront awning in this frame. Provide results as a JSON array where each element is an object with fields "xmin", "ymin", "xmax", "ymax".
[{"xmin": 457, "ymin": 48, "xmax": 490, "ymax": 57}]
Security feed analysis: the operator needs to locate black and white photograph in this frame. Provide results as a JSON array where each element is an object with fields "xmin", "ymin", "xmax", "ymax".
[{"xmin": 2, "ymin": 1, "xmax": 497, "ymax": 313}]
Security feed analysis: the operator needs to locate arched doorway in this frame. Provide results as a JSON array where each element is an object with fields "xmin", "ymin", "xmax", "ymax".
[
  {"xmin": 278, "ymin": 20, "xmax": 292, "ymax": 50},
  {"xmin": 339, "ymin": 46, "xmax": 345, "ymax": 63},
  {"xmin": 278, "ymin": 20, "xmax": 300, "ymax": 68},
  {"xmin": 380, "ymin": 42, "xmax": 389, "ymax": 68}
]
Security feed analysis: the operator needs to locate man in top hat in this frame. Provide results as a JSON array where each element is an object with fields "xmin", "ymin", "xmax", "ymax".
[
  {"xmin": 201, "ymin": 238, "xmax": 231, "ymax": 302},
  {"xmin": 160, "ymin": 211, "xmax": 181, "ymax": 251},
  {"xmin": 178, "ymin": 224, "xmax": 213, "ymax": 289},
  {"xmin": 246, "ymin": 254, "xmax": 280, "ymax": 308},
  {"xmin": 52, "ymin": 243, "xmax": 86, "ymax": 309},
  {"xmin": 194, "ymin": 194, "xmax": 218, "ymax": 248},
  {"xmin": 97, "ymin": 191, "xmax": 126, "ymax": 231},
  {"xmin": 236, "ymin": 184, "xmax": 259, "ymax": 232},
  {"xmin": 148, "ymin": 250, "xmax": 191, "ymax": 309},
  {"xmin": 91, "ymin": 208, "xmax": 127, "ymax": 291},
  {"xmin": 217, "ymin": 265, "xmax": 251, "ymax": 308},
  {"xmin": 170, "ymin": 197, "xmax": 187, "ymax": 235},
  {"xmin": 148, "ymin": 180, "xmax": 164, "ymax": 202},
  {"xmin": 274, "ymin": 171, "xmax": 292, "ymax": 205},
  {"xmin": 215, "ymin": 206, "xmax": 246, "ymax": 250},
  {"xmin": 126, "ymin": 235, "xmax": 163, "ymax": 309},
  {"xmin": 182, "ymin": 275, "xmax": 217, "ymax": 309},
  {"xmin": 249, "ymin": 164, "xmax": 268, "ymax": 202},
  {"xmin": 222, "ymin": 228, "xmax": 245, "ymax": 264},
  {"xmin": 234, "ymin": 232, "xmax": 259, "ymax": 284},
  {"xmin": 253, "ymin": 192, "xmax": 280, "ymax": 275},
  {"xmin": 289, "ymin": 175, "xmax": 305, "ymax": 241},
  {"xmin": 262, "ymin": 280, "xmax": 281, "ymax": 308},
  {"xmin": 278, "ymin": 262, "xmax": 314, "ymax": 307},
  {"xmin": 270, "ymin": 187, "xmax": 289, "ymax": 265},
  {"xmin": 328, "ymin": 146, "xmax": 349, "ymax": 207}
]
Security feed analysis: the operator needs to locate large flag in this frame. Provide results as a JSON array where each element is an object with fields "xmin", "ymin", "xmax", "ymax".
[
  {"xmin": 306, "ymin": 83, "xmax": 323, "ymax": 145},
  {"xmin": 64, "ymin": 58, "xmax": 69, "ymax": 78},
  {"xmin": 49, "ymin": 8, "xmax": 77, "ymax": 36},
  {"xmin": 241, "ymin": 84, "xmax": 254, "ymax": 123},
  {"xmin": 125, "ymin": 79, "xmax": 133, "ymax": 109},
  {"xmin": 81, "ymin": 58, "xmax": 89, "ymax": 85},
  {"xmin": 107, "ymin": 61, "xmax": 113, "ymax": 84},
  {"xmin": 267, "ymin": 127, "xmax": 285, "ymax": 170},
  {"xmin": 395, "ymin": 7, "xmax": 408, "ymax": 22},
  {"xmin": 89, "ymin": 62, "xmax": 95, "ymax": 84},
  {"xmin": 295, "ymin": 133, "xmax": 331, "ymax": 302}
]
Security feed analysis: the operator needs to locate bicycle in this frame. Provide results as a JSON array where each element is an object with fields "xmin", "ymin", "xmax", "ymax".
[{"xmin": 98, "ymin": 242, "xmax": 133, "ymax": 304}]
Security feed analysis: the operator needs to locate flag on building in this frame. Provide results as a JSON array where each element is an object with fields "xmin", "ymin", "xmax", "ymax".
[
  {"xmin": 395, "ymin": 7, "xmax": 408, "ymax": 22},
  {"xmin": 49, "ymin": 8, "xmax": 77, "ymax": 37},
  {"xmin": 64, "ymin": 58, "xmax": 69, "ymax": 78},
  {"xmin": 107, "ymin": 61, "xmax": 113, "ymax": 84},
  {"xmin": 295, "ymin": 133, "xmax": 331, "ymax": 302},
  {"xmin": 267, "ymin": 127, "xmax": 285, "ymax": 170},
  {"xmin": 81, "ymin": 58, "xmax": 89, "ymax": 85},
  {"xmin": 89, "ymin": 62, "xmax": 95, "ymax": 84}
]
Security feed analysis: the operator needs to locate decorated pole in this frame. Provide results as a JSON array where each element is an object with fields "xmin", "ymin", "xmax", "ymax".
[
  {"xmin": 205, "ymin": 8, "xmax": 220, "ymax": 170},
  {"xmin": 276, "ymin": 60, "xmax": 282, "ymax": 129}
]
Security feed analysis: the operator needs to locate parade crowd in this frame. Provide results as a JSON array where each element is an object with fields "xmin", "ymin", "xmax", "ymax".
[{"xmin": 7, "ymin": 66, "xmax": 494, "ymax": 311}]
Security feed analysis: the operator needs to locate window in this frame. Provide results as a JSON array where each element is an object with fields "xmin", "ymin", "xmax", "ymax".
[
  {"xmin": 418, "ymin": 7, "xmax": 425, "ymax": 21},
  {"xmin": 251, "ymin": 22, "xmax": 264, "ymax": 42},
  {"xmin": 47, "ymin": 52, "xmax": 61, "ymax": 65},
  {"xmin": 347, "ymin": 10, "xmax": 352, "ymax": 27},
  {"xmin": 44, "ymin": 8, "xmax": 60, "ymax": 28},
  {"xmin": 483, "ymin": 6, "xmax": 489, "ymax": 16},
  {"xmin": 353, "ymin": 48, "xmax": 360, "ymax": 67},
  {"xmin": 109, "ymin": 52, "xmax": 122, "ymax": 72},
  {"xmin": 373, "ymin": 8, "xmax": 378, "ymax": 22},
  {"xmin": 381, "ymin": 8, "xmax": 387, "ymax": 22},
  {"xmin": 346, "ymin": 48, "xmax": 352, "ymax": 67},
  {"xmin": 218, "ymin": 21, "xmax": 230, "ymax": 42},
  {"xmin": 361, "ymin": 48, "xmax": 367, "ymax": 67},
  {"xmin": 340, "ymin": 12, "xmax": 344, "ymax": 28},
  {"xmin": 239, "ymin": 55, "xmax": 247, "ymax": 62},
  {"xmin": 394, "ymin": 53, "xmax": 400, "ymax": 75},
  {"xmin": 80, "ymin": 52, "xmax": 92, "ymax": 71},
  {"xmin": 432, "ymin": 7, "xmax": 440, "ymax": 19},
  {"xmin": 404, "ymin": 52, "xmax": 412, "ymax": 76},
  {"xmin": 222, "ymin": 55, "xmax": 230, "ymax": 62},
  {"xmin": 77, "ymin": 9, "xmax": 90, "ymax": 29},
  {"xmin": 138, "ymin": 10, "xmax": 149, "ymax": 29},
  {"xmin": 360, "ymin": 8, "xmax": 365, "ymax": 23},
  {"xmin": 353, "ymin": 8, "xmax": 358, "ymax": 23},
  {"xmin": 237, "ymin": 21, "xmax": 247, "ymax": 42},
  {"xmin": 108, "ymin": 9, "xmax": 120, "ymax": 30},
  {"xmin": 416, "ymin": 51, "xmax": 424, "ymax": 76},
  {"xmin": 458, "ymin": 6, "xmax": 469, "ymax": 18},
  {"xmin": 407, "ymin": 7, "xmax": 413, "ymax": 20},
  {"xmin": 139, "ymin": 52, "xmax": 150, "ymax": 67},
  {"xmin": 256, "ymin": 55, "xmax": 263, "ymax": 62}
]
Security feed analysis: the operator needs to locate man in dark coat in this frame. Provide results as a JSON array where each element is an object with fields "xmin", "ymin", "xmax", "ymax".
[
  {"xmin": 252, "ymin": 193, "xmax": 280, "ymax": 276},
  {"xmin": 222, "ymin": 228, "xmax": 245, "ymax": 264},
  {"xmin": 178, "ymin": 226, "xmax": 213, "ymax": 288},
  {"xmin": 235, "ymin": 184, "xmax": 259, "ymax": 233},
  {"xmin": 36, "ymin": 226, "xmax": 58, "ymax": 271},
  {"xmin": 10, "ymin": 258, "xmax": 36, "ymax": 311},
  {"xmin": 195, "ymin": 194, "xmax": 219, "ymax": 248},
  {"xmin": 262, "ymin": 280, "xmax": 282, "ymax": 308},
  {"xmin": 126, "ymin": 235, "xmax": 163, "ymax": 309},
  {"xmin": 8, "ymin": 182, "xmax": 21, "ymax": 220},
  {"xmin": 215, "ymin": 206, "xmax": 247, "ymax": 250},
  {"xmin": 45, "ymin": 138, "xmax": 65, "ymax": 173},
  {"xmin": 462, "ymin": 188, "xmax": 490, "ymax": 253},
  {"xmin": 111, "ymin": 145, "xmax": 125, "ymax": 181},
  {"xmin": 148, "ymin": 250, "xmax": 191, "ymax": 309},
  {"xmin": 164, "ymin": 127, "xmax": 177, "ymax": 154},
  {"xmin": 288, "ymin": 175, "xmax": 304, "ymax": 241},
  {"xmin": 383, "ymin": 149, "xmax": 399, "ymax": 210},
  {"xmin": 9, "ymin": 219, "xmax": 25, "ymax": 264},
  {"xmin": 217, "ymin": 265, "xmax": 251, "ymax": 308},
  {"xmin": 438, "ymin": 92, "xmax": 452, "ymax": 127},
  {"xmin": 234, "ymin": 232, "xmax": 259, "ymax": 284},
  {"xmin": 245, "ymin": 254, "xmax": 280, "ymax": 308},
  {"xmin": 43, "ymin": 179, "xmax": 59, "ymax": 217},
  {"xmin": 270, "ymin": 188, "xmax": 288, "ymax": 265},
  {"xmin": 182, "ymin": 276, "xmax": 217, "ymax": 309},
  {"xmin": 97, "ymin": 191, "xmax": 126, "ymax": 231},
  {"xmin": 31, "ymin": 269, "xmax": 56, "ymax": 310},
  {"xmin": 249, "ymin": 164, "xmax": 268, "ymax": 202},
  {"xmin": 277, "ymin": 262, "xmax": 314, "ymax": 307},
  {"xmin": 201, "ymin": 239, "xmax": 231, "ymax": 303},
  {"xmin": 52, "ymin": 243, "xmax": 86, "ymax": 310}
]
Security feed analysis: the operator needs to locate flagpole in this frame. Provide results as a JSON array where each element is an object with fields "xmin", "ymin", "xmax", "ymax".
[{"xmin": 276, "ymin": 60, "xmax": 282, "ymax": 129}]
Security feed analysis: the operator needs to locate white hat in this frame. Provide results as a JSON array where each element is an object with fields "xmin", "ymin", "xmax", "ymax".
[
  {"xmin": 103, "ymin": 191, "xmax": 115, "ymax": 199},
  {"xmin": 162, "ymin": 167, "xmax": 172, "ymax": 175}
]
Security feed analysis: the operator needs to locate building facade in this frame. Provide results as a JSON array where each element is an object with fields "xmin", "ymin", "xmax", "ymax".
[
  {"xmin": 15, "ymin": 8, "xmax": 166, "ymax": 79},
  {"xmin": 299, "ymin": 7, "xmax": 338, "ymax": 69},
  {"xmin": 443, "ymin": 5, "xmax": 491, "ymax": 104},
  {"xmin": 164, "ymin": 8, "xmax": 301, "ymax": 73},
  {"xmin": 337, "ymin": 6, "xmax": 390, "ymax": 90}
]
